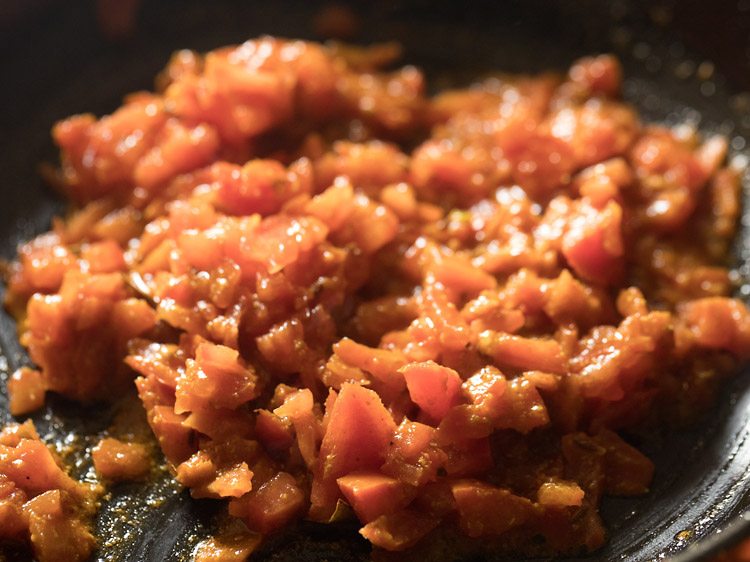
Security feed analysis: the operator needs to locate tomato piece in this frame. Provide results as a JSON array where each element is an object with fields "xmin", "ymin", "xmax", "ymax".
[
  {"xmin": 568, "ymin": 55, "xmax": 622, "ymax": 97},
  {"xmin": 593, "ymin": 429, "xmax": 654, "ymax": 496},
  {"xmin": 562, "ymin": 200, "xmax": 624, "ymax": 286},
  {"xmin": 147, "ymin": 405, "xmax": 196, "ymax": 466},
  {"xmin": 677, "ymin": 297, "xmax": 750, "ymax": 358},
  {"xmin": 337, "ymin": 472, "xmax": 415, "ymax": 523},
  {"xmin": 0, "ymin": 476, "xmax": 26, "ymax": 540},
  {"xmin": 214, "ymin": 159, "xmax": 305, "ymax": 216},
  {"xmin": 0, "ymin": 440, "xmax": 78, "ymax": 498},
  {"xmin": 537, "ymin": 481, "xmax": 585, "ymax": 507},
  {"xmin": 381, "ymin": 420, "xmax": 445, "ymax": 487},
  {"xmin": 23, "ymin": 490, "xmax": 96, "ymax": 562},
  {"xmin": 318, "ymin": 383, "xmax": 396, "ymax": 479},
  {"xmin": 303, "ymin": 179, "xmax": 356, "ymax": 231},
  {"xmin": 451, "ymin": 481, "xmax": 535, "ymax": 537},
  {"xmin": 175, "ymin": 342, "xmax": 258, "ymax": 412},
  {"xmin": 333, "ymin": 338, "xmax": 407, "ymax": 394},
  {"xmin": 401, "ymin": 361, "xmax": 462, "ymax": 422},
  {"xmin": 254, "ymin": 410, "xmax": 294, "ymax": 454},
  {"xmin": 229, "ymin": 472, "xmax": 305, "ymax": 534},
  {"xmin": 359, "ymin": 509, "xmax": 439, "ymax": 551},
  {"xmin": 92, "ymin": 438, "xmax": 151, "ymax": 482},
  {"xmin": 274, "ymin": 389, "xmax": 320, "ymax": 468},
  {"xmin": 427, "ymin": 252, "xmax": 497, "ymax": 293},
  {"xmin": 245, "ymin": 215, "xmax": 329, "ymax": 274},
  {"xmin": 462, "ymin": 366, "xmax": 507, "ymax": 419},
  {"xmin": 478, "ymin": 332, "xmax": 567, "ymax": 375},
  {"xmin": 497, "ymin": 376, "xmax": 551, "ymax": 433},
  {"xmin": 7, "ymin": 367, "xmax": 46, "ymax": 416},
  {"xmin": 437, "ymin": 405, "xmax": 493, "ymax": 444},
  {"xmin": 417, "ymin": 282, "xmax": 472, "ymax": 351},
  {"xmin": 80, "ymin": 240, "xmax": 126, "ymax": 273},
  {"xmin": 176, "ymin": 437, "xmax": 260, "ymax": 499}
]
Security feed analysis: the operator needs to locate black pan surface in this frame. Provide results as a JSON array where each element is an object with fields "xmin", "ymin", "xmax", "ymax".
[{"xmin": 1, "ymin": 1, "xmax": 750, "ymax": 561}]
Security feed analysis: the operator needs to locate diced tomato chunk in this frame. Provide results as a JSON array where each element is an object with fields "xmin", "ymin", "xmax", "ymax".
[
  {"xmin": 451, "ymin": 481, "xmax": 535, "ymax": 537},
  {"xmin": 677, "ymin": 297, "xmax": 750, "ymax": 358},
  {"xmin": 337, "ymin": 472, "xmax": 415, "ymax": 523},
  {"xmin": 462, "ymin": 367, "xmax": 507, "ymax": 419},
  {"xmin": 537, "ymin": 481, "xmax": 585, "ymax": 507},
  {"xmin": 401, "ymin": 361, "xmax": 462, "ymax": 422},
  {"xmin": 381, "ymin": 420, "xmax": 445, "ymax": 487},
  {"xmin": 229, "ymin": 472, "xmax": 304, "ymax": 534},
  {"xmin": 23, "ymin": 490, "xmax": 96, "ymax": 562},
  {"xmin": 92, "ymin": 438, "xmax": 151, "ymax": 482},
  {"xmin": 0, "ymin": 439, "xmax": 78, "ymax": 497},
  {"xmin": 562, "ymin": 200, "xmax": 624, "ymax": 286},
  {"xmin": 147, "ymin": 404, "xmax": 196, "ymax": 466},
  {"xmin": 318, "ymin": 383, "xmax": 396, "ymax": 479},
  {"xmin": 175, "ymin": 342, "xmax": 258, "ymax": 412},
  {"xmin": 478, "ymin": 332, "xmax": 567, "ymax": 375},
  {"xmin": 359, "ymin": 509, "xmax": 439, "ymax": 551},
  {"xmin": 569, "ymin": 55, "xmax": 622, "ymax": 97},
  {"xmin": 593, "ymin": 429, "xmax": 654, "ymax": 496},
  {"xmin": 8, "ymin": 367, "xmax": 46, "ymax": 416},
  {"xmin": 255, "ymin": 410, "xmax": 294, "ymax": 453}
]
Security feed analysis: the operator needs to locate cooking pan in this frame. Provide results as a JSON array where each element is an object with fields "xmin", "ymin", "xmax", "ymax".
[{"xmin": 1, "ymin": 1, "xmax": 750, "ymax": 560}]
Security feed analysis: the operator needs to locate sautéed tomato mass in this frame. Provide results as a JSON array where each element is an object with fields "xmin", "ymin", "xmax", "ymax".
[{"xmin": 1, "ymin": 38, "xmax": 749, "ymax": 561}]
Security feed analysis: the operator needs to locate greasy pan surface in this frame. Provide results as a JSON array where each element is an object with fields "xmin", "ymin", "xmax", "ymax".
[{"xmin": 1, "ymin": 1, "xmax": 750, "ymax": 560}]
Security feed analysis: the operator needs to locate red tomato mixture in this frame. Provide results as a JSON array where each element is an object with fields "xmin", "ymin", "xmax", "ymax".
[{"xmin": 2, "ymin": 38, "xmax": 749, "ymax": 560}]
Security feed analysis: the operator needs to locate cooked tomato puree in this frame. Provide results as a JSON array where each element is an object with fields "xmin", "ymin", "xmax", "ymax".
[{"xmin": 2, "ymin": 38, "xmax": 749, "ymax": 559}]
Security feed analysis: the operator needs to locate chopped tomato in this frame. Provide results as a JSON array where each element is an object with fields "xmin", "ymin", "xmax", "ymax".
[
  {"xmin": 229, "ymin": 472, "xmax": 304, "ymax": 534},
  {"xmin": 318, "ymin": 383, "xmax": 396, "ymax": 479},
  {"xmin": 337, "ymin": 472, "xmax": 415, "ymax": 522},
  {"xmin": 359, "ymin": 509, "xmax": 439, "ymax": 551},
  {"xmin": 92, "ymin": 438, "xmax": 151, "ymax": 482},
  {"xmin": 401, "ymin": 361, "xmax": 462, "ymax": 422},
  {"xmin": 451, "ymin": 480, "xmax": 535, "ymax": 537}
]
